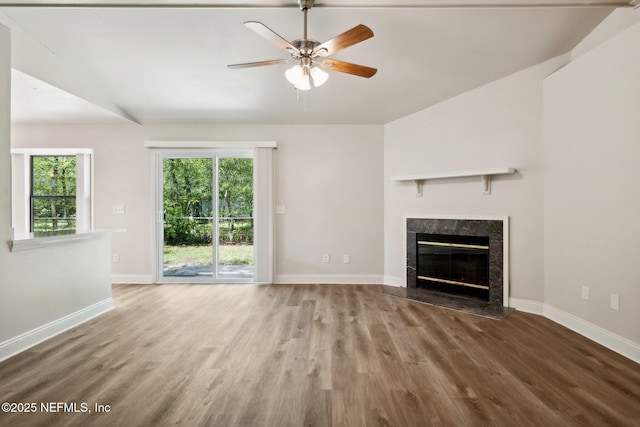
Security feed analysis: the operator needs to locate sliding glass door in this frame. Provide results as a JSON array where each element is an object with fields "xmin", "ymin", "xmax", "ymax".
[
  {"xmin": 216, "ymin": 156, "xmax": 254, "ymax": 280},
  {"xmin": 158, "ymin": 151, "xmax": 254, "ymax": 283}
]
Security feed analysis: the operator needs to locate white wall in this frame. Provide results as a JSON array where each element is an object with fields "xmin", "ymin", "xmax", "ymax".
[
  {"xmin": 543, "ymin": 20, "xmax": 640, "ymax": 344},
  {"xmin": 383, "ymin": 56, "xmax": 567, "ymax": 300},
  {"xmin": 0, "ymin": 26, "xmax": 10, "ymax": 245},
  {"xmin": 0, "ymin": 26, "xmax": 114, "ymax": 362},
  {"xmin": 146, "ymin": 124, "xmax": 385, "ymax": 283},
  {"xmin": 12, "ymin": 123, "xmax": 385, "ymax": 283},
  {"xmin": 11, "ymin": 124, "xmax": 152, "ymax": 281}
]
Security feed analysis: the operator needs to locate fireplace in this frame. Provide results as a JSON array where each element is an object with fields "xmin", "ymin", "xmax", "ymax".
[
  {"xmin": 407, "ymin": 217, "xmax": 508, "ymax": 307},
  {"xmin": 417, "ymin": 233, "xmax": 490, "ymax": 301}
]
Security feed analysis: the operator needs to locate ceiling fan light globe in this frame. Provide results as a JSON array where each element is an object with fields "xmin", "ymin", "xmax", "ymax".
[
  {"xmin": 294, "ymin": 74, "xmax": 311, "ymax": 91},
  {"xmin": 311, "ymin": 66, "xmax": 329, "ymax": 87},
  {"xmin": 285, "ymin": 64, "xmax": 304, "ymax": 85}
]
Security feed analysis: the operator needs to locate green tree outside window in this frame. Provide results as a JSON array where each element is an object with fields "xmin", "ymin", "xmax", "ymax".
[{"xmin": 31, "ymin": 156, "xmax": 77, "ymax": 235}]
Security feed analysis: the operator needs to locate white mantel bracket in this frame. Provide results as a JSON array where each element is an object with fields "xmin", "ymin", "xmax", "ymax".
[
  {"xmin": 415, "ymin": 179, "xmax": 425, "ymax": 197},
  {"xmin": 391, "ymin": 168, "xmax": 516, "ymax": 197},
  {"xmin": 481, "ymin": 174, "xmax": 491, "ymax": 195}
]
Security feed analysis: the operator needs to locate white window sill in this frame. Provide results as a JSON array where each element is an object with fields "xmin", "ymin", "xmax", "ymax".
[{"xmin": 10, "ymin": 229, "xmax": 126, "ymax": 252}]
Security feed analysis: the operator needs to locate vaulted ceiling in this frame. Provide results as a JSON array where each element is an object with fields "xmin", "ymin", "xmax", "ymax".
[{"xmin": 1, "ymin": 1, "xmax": 634, "ymax": 124}]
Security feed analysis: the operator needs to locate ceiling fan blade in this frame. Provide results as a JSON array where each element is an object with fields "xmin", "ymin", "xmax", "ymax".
[
  {"xmin": 228, "ymin": 59, "xmax": 293, "ymax": 69},
  {"xmin": 313, "ymin": 24, "xmax": 374, "ymax": 57},
  {"xmin": 244, "ymin": 21, "xmax": 299, "ymax": 55},
  {"xmin": 318, "ymin": 59, "xmax": 377, "ymax": 78}
]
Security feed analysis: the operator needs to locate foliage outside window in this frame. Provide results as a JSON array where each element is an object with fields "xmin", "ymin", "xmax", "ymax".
[
  {"xmin": 163, "ymin": 158, "xmax": 213, "ymax": 245},
  {"xmin": 31, "ymin": 156, "xmax": 77, "ymax": 236},
  {"xmin": 163, "ymin": 157, "xmax": 253, "ymax": 246},
  {"xmin": 218, "ymin": 157, "xmax": 254, "ymax": 244}
]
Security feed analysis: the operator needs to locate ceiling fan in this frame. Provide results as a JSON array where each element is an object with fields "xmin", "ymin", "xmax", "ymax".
[{"xmin": 227, "ymin": 0, "xmax": 377, "ymax": 91}]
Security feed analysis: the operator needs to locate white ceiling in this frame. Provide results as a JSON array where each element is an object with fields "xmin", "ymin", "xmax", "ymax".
[
  {"xmin": 11, "ymin": 69, "xmax": 132, "ymax": 124},
  {"xmin": 1, "ymin": 1, "xmax": 631, "ymax": 125}
]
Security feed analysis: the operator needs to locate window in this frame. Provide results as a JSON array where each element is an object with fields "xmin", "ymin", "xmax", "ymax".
[
  {"xmin": 11, "ymin": 149, "xmax": 92, "ymax": 238},
  {"xmin": 31, "ymin": 156, "xmax": 77, "ymax": 235}
]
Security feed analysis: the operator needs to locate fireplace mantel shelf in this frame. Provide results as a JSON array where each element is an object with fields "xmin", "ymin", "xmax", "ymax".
[{"xmin": 391, "ymin": 167, "xmax": 516, "ymax": 197}]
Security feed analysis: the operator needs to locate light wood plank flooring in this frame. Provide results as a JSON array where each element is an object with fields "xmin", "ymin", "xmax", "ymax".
[{"xmin": 0, "ymin": 284, "xmax": 639, "ymax": 426}]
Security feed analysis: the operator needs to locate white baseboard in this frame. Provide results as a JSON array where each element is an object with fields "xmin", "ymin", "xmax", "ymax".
[
  {"xmin": 383, "ymin": 275, "xmax": 405, "ymax": 287},
  {"xmin": 115, "ymin": 273, "xmax": 382, "ymax": 285},
  {"xmin": 112, "ymin": 274, "xmax": 153, "ymax": 284},
  {"xmin": 509, "ymin": 297, "xmax": 639, "ymax": 364},
  {"xmin": 543, "ymin": 304, "xmax": 640, "ymax": 364},
  {"xmin": 509, "ymin": 297, "xmax": 545, "ymax": 315},
  {"xmin": 0, "ymin": 298, "xmax": 115, "ymax": 363},
  {"xmin": 275, "ymin": 274, "xmax": 383, "ymax": 285}
]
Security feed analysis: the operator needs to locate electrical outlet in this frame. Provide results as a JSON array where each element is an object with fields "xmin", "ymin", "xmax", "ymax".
[
  {"xmin": 113, "ymin": 253, "xmax": 120, "ymax": 263},
  {"xmin": 322, "ymin": 254, "xmax": 330, "ymax": 263},
  {"xmin": 343, "ymin": 254, "xmax": 350, "ymax": 264},
  {"xmin": 275, "ymin": 205, "xmax": 286, "ymax": 215},
  {"xmin": 112, "ymin": 206, "xmax": 125, "ymax": 215},
  {"xmin": 581, "ymin": 286, "xmax": 590, "ymax": 301},
  {"xmin": 610, "ymin": 294, "xmax": 620, "ymax": 311}
]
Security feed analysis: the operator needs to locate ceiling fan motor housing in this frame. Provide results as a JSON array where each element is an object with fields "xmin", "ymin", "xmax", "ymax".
[{"xmin": 291, "ymin": 39, "xmax": 320, "ymax": 58}]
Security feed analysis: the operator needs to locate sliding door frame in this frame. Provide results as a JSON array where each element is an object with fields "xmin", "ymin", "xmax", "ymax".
[
  {"xmin": 148, "ymin": 140, "xmax": 276, "ymax": 285},
  {"xmin": 152, "ymin": 148, "xmax": 253, "ymax": 284}
]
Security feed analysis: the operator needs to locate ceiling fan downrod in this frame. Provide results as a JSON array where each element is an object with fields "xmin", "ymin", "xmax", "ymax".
[
  {"xmin": 292, "ymin": 0, "xmax": 320, "ymax": 63},
  {"xmin": 299, "ymin": 0, "xmax": 314, "ymax": 40}
]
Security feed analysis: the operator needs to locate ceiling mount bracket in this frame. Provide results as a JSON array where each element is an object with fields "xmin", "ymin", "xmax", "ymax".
[{"xmin": 299, "ymin": 0, "xmax": 314, "ymax": 11}]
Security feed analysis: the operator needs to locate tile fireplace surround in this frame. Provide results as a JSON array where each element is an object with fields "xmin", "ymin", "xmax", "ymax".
[{"xmin": 405, "ymin": 216, "xmax": 509, "ymax": 309}]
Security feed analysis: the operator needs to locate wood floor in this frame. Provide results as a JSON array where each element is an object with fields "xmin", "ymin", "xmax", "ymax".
[{"xmin": 0, "ymin": 284, "xmax": 639, "ymax": 427}]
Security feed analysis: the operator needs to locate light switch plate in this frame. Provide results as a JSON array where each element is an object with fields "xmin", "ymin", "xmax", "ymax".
[
  {"xmin": 610, "ymin": 294, "xmax": 620, "ymax": 311},
  {"xmin": 581, "ymin": 286, "xmax": 589, "ymax": 301},
  {"xmin": 275, "ymin": 205, "xmax": 286, "ymax": 215}
]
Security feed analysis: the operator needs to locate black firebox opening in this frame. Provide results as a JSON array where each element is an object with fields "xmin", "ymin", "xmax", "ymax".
[{"xmin": 416, "ymin": 233, "xmax": 490, "ymax": 301}]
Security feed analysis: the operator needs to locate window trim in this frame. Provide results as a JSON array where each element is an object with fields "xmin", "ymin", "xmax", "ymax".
[{"xmin": 11, "ymin": 148, "xmax": 93, "ymax": 240}]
